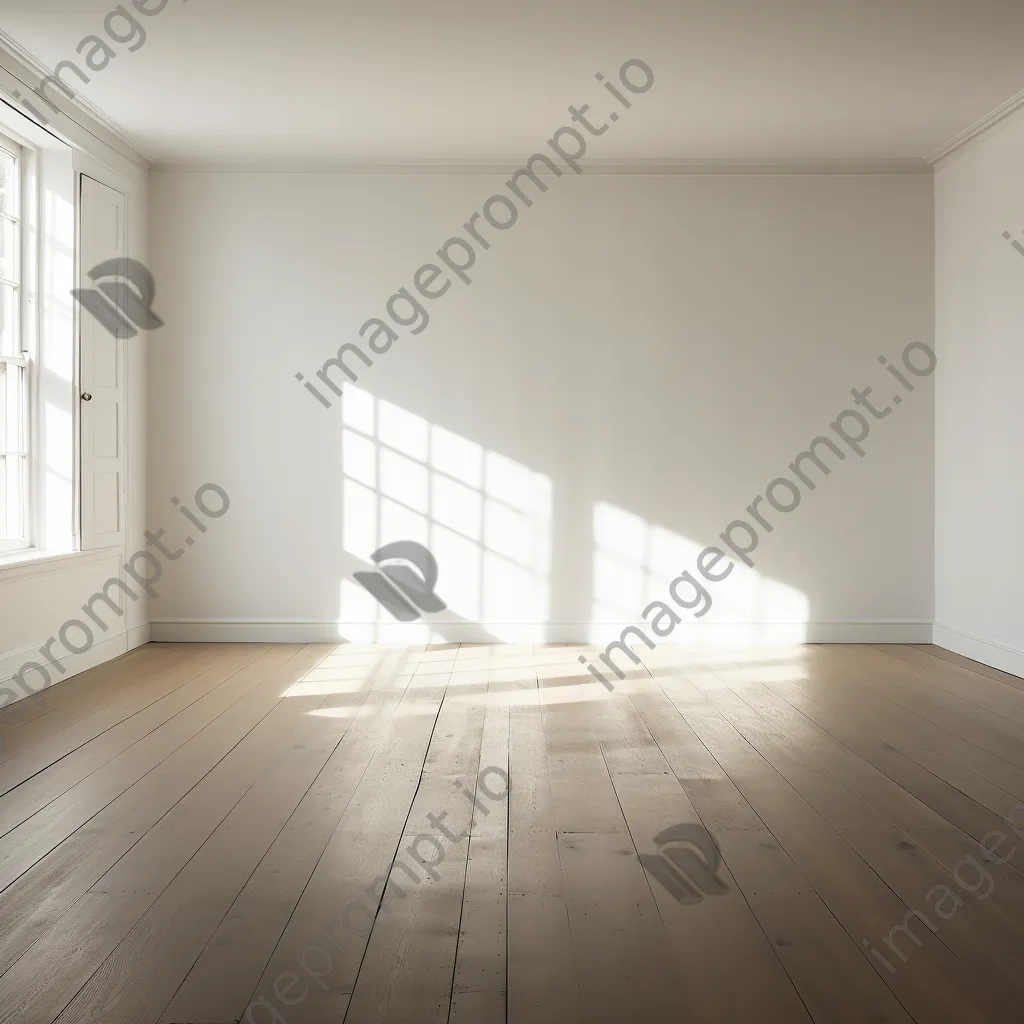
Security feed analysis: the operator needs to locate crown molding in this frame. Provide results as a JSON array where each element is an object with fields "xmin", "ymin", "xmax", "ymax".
[
  {"xmin": 926, "ymin": 87, "xmax": 1024, "ymax": 167},
  {"xmin": 152, "ymin": 156, "xmax": 931, "ymax": 176},
  {"xmin": 0, "ymin": 30, "xmax": 152, "ymax": 169}
]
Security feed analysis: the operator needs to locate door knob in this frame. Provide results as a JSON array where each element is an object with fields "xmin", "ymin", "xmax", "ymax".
[{"xmin": 81, "ymin": 393, "xmax": 93, "ymax": 402}]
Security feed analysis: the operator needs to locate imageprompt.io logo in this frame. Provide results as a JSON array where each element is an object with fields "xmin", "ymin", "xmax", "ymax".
[
  {"xmin": 72, "ymin": 258, "xmax": 164, "ymax": 340},
  {"xmin": 640, "ymin": 824, "xmax": 729, "ymax": 906},
  {"xmin": 1003, "ymin": 229, "xmax": 1024, "ymax": 260},
  {"xmin": 354, "ymin": 541, "xmax": 447, "ymax": 622}
]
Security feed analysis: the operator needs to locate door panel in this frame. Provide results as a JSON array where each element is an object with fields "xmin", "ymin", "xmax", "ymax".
[{"xmin": 78, "ymin": 175, "xmax": 127, "ymax": 550}]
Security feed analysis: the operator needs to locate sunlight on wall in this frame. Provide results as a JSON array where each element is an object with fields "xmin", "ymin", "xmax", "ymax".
[
  {"xmin": 40, "ymin": 184, "xmax": 74, "ymax": 549},
  {"xmin": 590, "ymin": 501, "xmax": 809, "ymax": 646},
  {"xmin": 337, "ymin": 385, "xmax": 552, "ymax": 642},
  {"xmin": 43, "ymin": 186, "xmax": 74, "ymax": 383},
  {"xmin": 41, "ymin": 401, "xmax": 72, "ymax": 542}
]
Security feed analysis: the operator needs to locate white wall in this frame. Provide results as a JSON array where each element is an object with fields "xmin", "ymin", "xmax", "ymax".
[
  {"xmin": 934, "ymin": 114, "xmax": 1024, "ymax": 674},
  {"xmin": 148, "ymin": 170, "xmax": 934, "ymax": 645},
  {"xmin": 0, "ymin": 88, "xmax": 149, "ymax": 714}
]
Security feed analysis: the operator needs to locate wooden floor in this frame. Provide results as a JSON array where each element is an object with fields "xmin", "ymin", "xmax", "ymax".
[{"xmin": 1, "ymin": 642, "xmax": 1024, "ymax": 1023}]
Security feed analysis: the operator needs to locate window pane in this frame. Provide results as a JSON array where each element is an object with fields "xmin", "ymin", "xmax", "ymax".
[
  {"xmin": 2, "ymin": 360, "xmax": 23, "ymax": 452},
  {"xmin": 0, "ymin": 360, "xmax": 25, "ymax": 542},
  {"xmin": 0, "ymin": 149, "xmax": 17, "ymax": 218},
  {"xmin": 0, "ymin": 360, "xmax": 6, "ymax": 455},
  {"xmin": 0, "ymin": 143, "xmax": 25, "ymax": 547},
  {"xmin": 0, "ymin": 285, "xmax": 18, "ymax": 357},
  {"xmin": 0, "ymin": 217, "xmax": 17, "ymax": 283},
  {"xmin": 0, "ymin": 453, "xmax": 25, "ymax": 541}
]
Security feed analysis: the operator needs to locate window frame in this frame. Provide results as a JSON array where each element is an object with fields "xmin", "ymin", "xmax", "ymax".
[{"xmin": 0, "ymin": 131, "xmax": 31, "ymax": 553}]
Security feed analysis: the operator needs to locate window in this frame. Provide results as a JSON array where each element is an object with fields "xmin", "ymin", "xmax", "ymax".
[{"xmin": 0, "ymin": 136, "xmax": 28, "ymax": 552}]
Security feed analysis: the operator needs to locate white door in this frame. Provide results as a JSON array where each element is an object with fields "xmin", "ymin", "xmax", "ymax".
[{"xmin": 78, "ymin": 175, "xmax": 127, "ymax": 550}]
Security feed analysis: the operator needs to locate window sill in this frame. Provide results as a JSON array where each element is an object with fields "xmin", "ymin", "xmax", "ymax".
[{"xmin": 0, "ymin": 546, "xmax": 122, "ymax": 583}]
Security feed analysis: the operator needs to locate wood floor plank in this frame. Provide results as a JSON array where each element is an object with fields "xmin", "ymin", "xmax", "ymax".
[
  {"xmin": 827, "ymin": 645, "xmax": 1024, "ymax": 765},
  {"xmin": 242, "ymin": 684, "xmax": 446, "ymax": 1024},
  {"xmin": 0, "ymin": 645, "xmax": 333, "ymax": 1024},
  {"xmin": 506, "ymin": 691, "xmax": 582, "ymax": 1024},
  {"xmin": 738, "ymin": 669, "xmax": 1024, "ymax": 855},
  {"xmin": 663, "ymin": 674, "xmax": 1015, "ymax": 1024},
  {"xmin": 52, "ymin": 690, "xmax": 354, "ymax": 1024},
  {"xmin": 610, "ymin": 769, "xmax": 813, "ymax": 1023},
  {"xmin": 628, "ymin": 679, "xmax": 916, "ymax": 1024},
  {"xmin": 342, "ymin": 774, "xmax": 477, "ymax": 1024},
  {"xmin": 0, "ymin": 646, "xmax": 275, "ymax": 839},
  {"xmin": 0, "ymin": 645, "xmax": 318, "ymax": 980},
  {"xmin": 449, "ymin": 990, "xmax": 505, "ymax": 1024},
  {"xmin": 538, "ymin": 682, "xmax": 682, "ymax": 1024},
  {"xmin": 598, "ymin": 675, "xmax": 815, "ymax": 1023},
  {"xmin": 507, "ymin": 706, "xmax": 562, "ymax": 898},
  {"xmin": 686, "ymin": 664, "xmax": 1024, "ymax": 996},
  {"xmin": 723, "ymin": 663, "xmax": 1024, "ymax": 882},
  {"xmin": 910, "ymin": 644, "xmax": 1024, "ymax": 692},
  {"xmin": 0, "ymin": 644, "xmax": 182, "ymax": 734},
  {"xmin": 0, "ymin": 645, "xmax": 273, "ymax": 892},
  {"xmin": 1, "ymin": 641, "xmax": 1022, "ymax": 1024},
  {"xmin": 0, "ymin": 644, "xmax": 221, "ymax": 783},
  {"xmin": 876, "ymin": 643, "xmax": 1024, "ymax": 704},
  {"xmin": 508, "ymin": 893, "xmax": 581, "ymax": 1024},
  {"xmin": 555, "ymin": 829, "xmax": 682, "ymax": 1022},
  {"xmin": 160, "ymin": 648, "xmax": 418, "ymax": 1024},
  {"xmin": 542, "ymin": 702, "xmax": 628, "ymax": 836},
  {"xmin": 768, "ymin": 657, "xmax": 1024, "ymax": 818},
  {"xmin": 342, "ymin": 675, "xmax": 492, "ymax": 1024},
  {"xmin": 451, "ymin": 684, "xmax": 510, "ymax": 1013}
]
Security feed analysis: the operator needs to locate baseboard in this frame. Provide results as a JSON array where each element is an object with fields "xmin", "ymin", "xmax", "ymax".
[
  {"xmin": 933, "ymin": 623, "xmax": 1024, "ymax": 678},
  {"xmin": 0, "ymin": 628, "xmax": 131, "ymax": 710},
  {"xmin": 151, "ymin": 620, "xmax": 357, "ymax": 643},
  {"xmin": 126, "ymin": 622, "xmax": 151, "ymax": 652},
  {"xmin": 149, "ymin": 618, "xmax": 933, "ymax": 645}
]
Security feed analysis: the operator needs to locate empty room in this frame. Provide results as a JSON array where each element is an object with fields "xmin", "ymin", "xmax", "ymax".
[{"xmin": 0, "ymin": 2, "xmax": 1022, "ymax": 1022}]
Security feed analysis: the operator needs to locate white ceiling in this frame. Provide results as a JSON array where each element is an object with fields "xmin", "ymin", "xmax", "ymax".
[{"xmin": 1, "ymin": 0, "xmax": 1023, "ymax": 166}]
